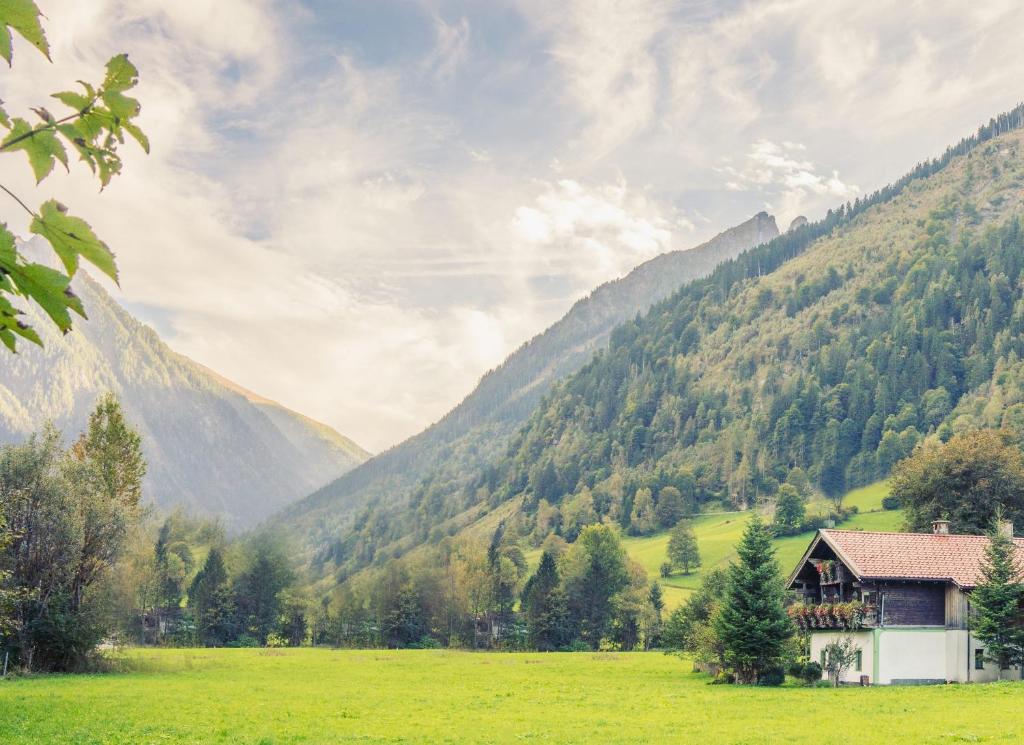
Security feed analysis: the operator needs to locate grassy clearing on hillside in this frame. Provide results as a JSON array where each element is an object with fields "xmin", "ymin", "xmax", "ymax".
[
  {"xmin": 624, "ymin": 482, "xmax": 900, "ymax": 608},
  {"xmin": 2, "ymin": 648, "xmax": 1022, "ymax": 744}
]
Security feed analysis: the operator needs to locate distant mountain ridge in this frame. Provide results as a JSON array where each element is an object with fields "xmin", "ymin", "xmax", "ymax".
[
  {"xmin": 283, "ymin": 212, "xmax": 779, "ymax": 543},
  {"xmin": 0, "ymin": 246, "xmax": 368, "ymax": 530}
]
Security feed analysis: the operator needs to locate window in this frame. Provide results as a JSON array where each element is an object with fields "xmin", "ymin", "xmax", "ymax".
[
  {"xmin": 855, "ymin": 650, "xmax": 862, "ymax": 672},
  {"xmin": 975, "ymin": 649, "xmax": 985, "ymax": 670}
]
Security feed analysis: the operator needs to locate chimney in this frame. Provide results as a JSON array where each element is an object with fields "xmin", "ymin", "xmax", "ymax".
[
  {"xmin": 999, "ymin": 520, "xmax": 1014, "ymax": 539},
  {"xmin": 932, "ymin": 519, "xmax": 950, "ymax": 535}
]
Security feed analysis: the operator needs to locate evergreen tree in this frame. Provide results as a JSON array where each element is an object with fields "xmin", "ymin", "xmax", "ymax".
[
  {"xmin": 487, "ymin": 522, "xmax": 518, "ymax": 642},
  {"xmin": 714, "ymin": 515, "xmax": 793, "ymax": 683},
  {"xmin": 521, "ymin": 551, "xmax": 569, "ymax": 651},
  {"xmin": 189, "ymin": 547, "xmax": 235, "ymax": 646},
  {"xmin": 667, "ymin": 520, "xmax": 701, "ymax": 575},
  {"xmin": 234, "ymin": 539, "xmax": 294, "ymax": 645},
  {"xmin": 382, "ymin": 586, "xmax": 427, "ymax": 648},
  {"xmin": 971, "ymin": 521, "xmax": 1024, "ymax": 672}
]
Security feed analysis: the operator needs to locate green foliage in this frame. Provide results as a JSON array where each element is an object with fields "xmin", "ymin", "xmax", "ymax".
[
  {"xmin": 667, "ymin": 519, "xmax": 701, "ymax": 575},
  {"xmin": 892, "ymin": 429, "xmax": 1024, "ymax": 534},
  {"xmin": 521, "ymin": 551, "xmax": 570, "ymax": 651},
  {"xmin": 561, "ymin": 524, "xmax": 631, "ymax": 649},
  {"xmin": 0, "ymin": 2, "xmax": 148, "ymax": 351},
  {"xmin": 234, "ymin": 537, "xmax": 295, "ymax": 646},
  {"xmin": 773, "ymin": 484, "xmax": 806, "ymax": 536},
  {"xmin": 661, "ymin": 566, "xmax": 728, "ymax": 656},
  {"xmin": 970, "ymin": 520, "xmax": 1024, "ymax": 670},
  {"xmin": 822, "ymin": 635, "xmax": 861, "ymax": 687},
  {"xmin": 188, "ymin": 547, "xmax": 235, "ymax": 646},
  {"xmin": 0, "ymin": 394, "xmax": 144, "ymax": 670},
  {"xmin": 714, "ymin": 515, "xmax": 793, "ymax": 683}
]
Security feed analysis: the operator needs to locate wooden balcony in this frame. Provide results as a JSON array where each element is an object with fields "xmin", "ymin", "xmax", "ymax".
[{"xmin": 788, "ymin": 601, "xmax": 878, "ymax": 631}]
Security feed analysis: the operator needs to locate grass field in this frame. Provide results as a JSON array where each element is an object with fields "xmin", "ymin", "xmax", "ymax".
[
  {"xmin": 2, "ymin": 648, "xmax": 1023, "ymax": 744},
  {"xmin": 623, "ymin": 481, "xmax": 900, "ymax": 609}
]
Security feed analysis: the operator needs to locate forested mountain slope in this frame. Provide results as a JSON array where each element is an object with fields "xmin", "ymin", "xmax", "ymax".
[
  {"xmin": 282, "ymin": 214, "xmax": 777, "ymax": 536},
  {"xmin": 297, "ymin": 106, "xmax": 1024, "ymax": 581},
  {"xmin": 0, "ymin": 252, "xmax": 368, "ymax": 529}
]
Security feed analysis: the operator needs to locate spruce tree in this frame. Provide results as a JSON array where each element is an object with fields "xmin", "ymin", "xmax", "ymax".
[
  {"xmin": 522, "ymin": 551, "xmax": 569, "ymax": 651},
  {"xmin": 189, "ymin": 547, "xmax": 235, "ymax": 646},
  {"xmin": 972, "ymin": 522, "xmax": 1024, "ymax": 672},
  {"xmin": 714, "ymin": 515, "xmax": 793, "ymax": 683}
]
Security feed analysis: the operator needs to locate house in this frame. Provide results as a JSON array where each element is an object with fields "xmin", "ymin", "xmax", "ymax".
[{"xmin": 786, "ymin": 519, "xmax": 1024, "ymax": 685}]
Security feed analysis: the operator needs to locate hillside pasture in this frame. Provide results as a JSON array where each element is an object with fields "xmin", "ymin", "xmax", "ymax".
[
  {"xmin": 623, "ymin": 481, "xmax": 900, "ymax": 608},
  {"xmin": 1, "ymin": 648, "xmax": 1022, "ymax": 744}
]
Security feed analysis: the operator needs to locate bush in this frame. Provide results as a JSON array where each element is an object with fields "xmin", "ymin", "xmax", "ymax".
[
  {"xmin": 710, "ymin": 671, "xmax": 736, "ymax": 685},
  {"xmin": 563, "ymin": 639, "xmax": 591, "ymax": 652},
  {"xmin": 265, "ymin": 633, "xmax": 288, "ymax": 648},
  {"xmin": 227, "ymin": 634, "xmax": 260, "ymax": 648},
  {"xmin": 756, "ymin": 666, "xmax": 786, "ymax": 686},
  {"xmin": 881, "ymin": 495, "xmax": 901, "ymax": 511},
  {"xmin": 409, "ymin": 635, "xmax": 442, "ymax": 649},
  {"xmin": 799, "ymin": 661, "xmax": 823, "ymax": 686},
  {"xmin": 660, "ymin": 562, "xmax": 673, "ymax": 578}
]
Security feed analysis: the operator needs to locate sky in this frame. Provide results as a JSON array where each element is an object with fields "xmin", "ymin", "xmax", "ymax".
[{"xmin": 3, "ymin": 1, "xmax": 1024, "ymax": 452}]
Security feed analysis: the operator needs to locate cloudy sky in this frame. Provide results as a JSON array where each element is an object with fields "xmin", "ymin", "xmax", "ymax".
[{"xmin": 4, "ymin": 1, "xmax": 1024, "ymax": 452}]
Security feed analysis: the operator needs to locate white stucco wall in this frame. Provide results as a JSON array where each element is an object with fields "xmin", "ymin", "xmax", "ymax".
[
  {"xmin": 968, "ymin": 634, "xmax": 1023, "ymax": 683},
  {"xmin": 809, "ymin": 631, "xmax": 873, "ymax": 684},
  {"xmin": 811, "ymin": 628, "xmax": 1023, "ymax": 685},
  {"xmin": 877, "ymin": 629, "xmax": 946, "ymax": 684}
]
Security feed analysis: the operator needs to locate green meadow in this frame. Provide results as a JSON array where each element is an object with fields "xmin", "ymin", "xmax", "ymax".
[
  {"xmin": 623, "ymin": 481, "xmax": 899, "ymax": 609},
  {"xmin": 2, "ymin": 647, "xmax": 1022, "ymax": 744}
]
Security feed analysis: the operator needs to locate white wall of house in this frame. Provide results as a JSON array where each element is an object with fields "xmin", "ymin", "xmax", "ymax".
[
  {"xmin": 809, "ymin": 631, "xmax": 873, "ymax": 684},
  {"xmin": 811, "ymin": 628, "xmax": 1023, "ymax": 684},
  {"xmin": 878, "ymin": 629, "xmax": 947, "ymax": 684},
  {"xmin": 967, "ymin": 633, "xmax": 1023, "ymax": 683}
]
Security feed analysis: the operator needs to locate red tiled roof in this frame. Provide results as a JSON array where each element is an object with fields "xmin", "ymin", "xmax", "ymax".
[{"xmin": 818, "ymin": 529, "xmax": 1024, "ymax": 588}]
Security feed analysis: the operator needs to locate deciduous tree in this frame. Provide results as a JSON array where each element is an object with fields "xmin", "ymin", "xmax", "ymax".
[
  {"xmin": 892, "ymin": 430, "xmax": 1024, "ymax": 535},
  {"xmin": 667, "ymin": 520, "xmax": 701, "ymax": 575},
  {"xmin": 0, "ymin": 2, "xmax": 148, "ymax": 351}
]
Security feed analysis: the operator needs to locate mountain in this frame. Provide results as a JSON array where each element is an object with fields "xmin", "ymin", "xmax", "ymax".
[
  {"xmin": 281, "ymin": 213, "xmax": 778, "ymax": 561},
  {"xmin": 292, "ymin": 105, "xmax": 1024, "ymax": 579},
  {"xmin": 0, "ymin": 250, "xmax": 369, "ymax": 529}
]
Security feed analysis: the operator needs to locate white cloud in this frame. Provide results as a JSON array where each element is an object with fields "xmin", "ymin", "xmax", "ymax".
[
  {"xmin": 5, "ymin": 0, "xmax": 1024, "ymax": 452},
  {"xmin": 425, "ymin": 15, "xmax": 471, "ymax": 81},
  {"xmin": 717, "ymin": 140, "xmax": 858, "ymax": 225}
]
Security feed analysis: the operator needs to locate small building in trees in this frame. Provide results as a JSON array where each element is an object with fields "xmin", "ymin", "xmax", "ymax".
[{"xmin": 786, "ymin": 521, "xmax": 1024, "ymax": 685}]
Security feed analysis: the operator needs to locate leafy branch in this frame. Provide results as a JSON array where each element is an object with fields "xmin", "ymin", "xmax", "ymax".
[{"xmin": 0, "ymin": 0, "xmax": 149, "ymax": 352}]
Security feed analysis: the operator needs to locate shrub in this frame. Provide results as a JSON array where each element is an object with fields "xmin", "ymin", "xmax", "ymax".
[
  {"xmin": 756, "ymin": 667, "xmax": 786, "ymax": 686},
  {"xmin": 799, "ymin": 661, "xmax": 823, "ymax": 685},
  {"xmin": 227, "ymin": 635, "xmax": 260, "ymax": 648},
  {"xmin": 882, "ymin": 495, "xmax": 901, "ymax": 511},
  {"xmin": 564, "ymin": 639, "xmax": 591, "ymax": 652},
  {"xmin": 265, "ymin": 633, "xmax": 288, "ymax": 648},
  {"xmin": 410, "ymin": 635, "xmax": 442, "ymax": 649},
  {"xmin": 660, "ymin": 562, "xmax": 673, "ymax": 578}
]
